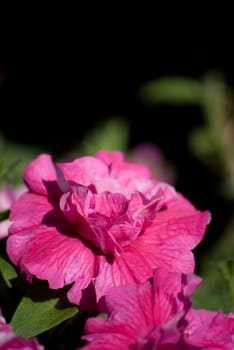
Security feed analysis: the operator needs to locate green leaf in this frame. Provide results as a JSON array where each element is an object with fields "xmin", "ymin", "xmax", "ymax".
[
  {"xmin": 11, "ymin": 284, "xmax": 79, "ymax": 338},
  {"xmin": 0, "ymin": 133, "xmax": 44, "ymax": 186},
  {"xmin": 188, "ymin": 127, "xmax": 217, "ymax": 159},
  {"xmin": 0, "ymin": 254, "xmax": 18, "ymax": 287},
  {"xmin": 217, "ymin": 259, "xmax": 234, "ymax": 306},
  {"xmin": 77, "ymin": 116, "xmax": 129, "ymax": 155},
  {"xmin": 0, "ymin": 209, "xmax": 9, "ymax": 221},
  {"xmin": 192, "ymin": 271, "xmax": 231, "ymax": 312},
  {"xmin": 138, "ymin": 77, "xmax": 202, "ymax": 105}
]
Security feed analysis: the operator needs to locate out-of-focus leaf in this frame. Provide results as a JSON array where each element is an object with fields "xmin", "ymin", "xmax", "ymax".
[
  {"xmin": 217, "ymin": 259, "xmax": 234, "ymax": 306},
  {"xmin": 138, "ymin": 77, "xmax": 202, "ymax": 105},
  {"xmin": 0, "ymin": 209, "xmax": 9, "ymax": 221},
  {"xmin": 193, "ymin": 231, "xmax": 234, "ymax": 312},
  {"xmin": 0, "ymin": 254, "xmax": 18, "ymax": 287},
  {"xmin": 192, "ymin": 263, "xmax": 232, "ymax": 312},
  {"xmin": 188, "ymin": 127, "xmax": 218, "ymax": 158},
  {"xmin": 0, "ymin": 160, "xmax": 5, "ymax": 173},
  {"xmin": 76, "ymin": 116, "xmax": 129, "ymax": 155},
  {"xmin": 11, "ymin": 284, "xmax": 79, "ymax": 338},
  {"xmin": 0, "ymin": 133, "xmax": 44, "ymax": 186}
]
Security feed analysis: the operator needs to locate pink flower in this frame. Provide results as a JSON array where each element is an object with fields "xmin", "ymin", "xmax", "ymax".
[
  {"xmin": 184, "ymin": 308, "xmax": 234, "ymax": 349},
  {"xmin": 6, "ymin": 151, "xmax": 210, "ymax": 306},
  {"xmin": 80, "ymin": 269, "xmax": 234, "ymax": 349},
  {"xmin": 0, "ymin": 186, "xmax": 26, "ymax": 239},
  {"xmin": 79, "ymin": 267, "xmax": 202, "ymax": 349},
  {"xmin": 0, "ymin": 309, "xmax": 44, "ymax": 349}
]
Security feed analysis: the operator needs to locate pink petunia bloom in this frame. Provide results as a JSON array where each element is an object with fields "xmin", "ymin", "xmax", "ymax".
[
  {"xmin": 79, "ymin": 267, "xmax": 202, "ymax": 349},
  {"xmin": 0, "ymin": 309, "xmax": 44, "ymax": 349},
  {"xmin": 0, "ymin": 186, "xmax": 26, "ymax": 239},
  {"xmin": 6, "ymin": 151, "xmax": 210, "ymax": 307},
  {"xmin": 80, "ymin": 268, "xmax": 234, "ymax": 350}
]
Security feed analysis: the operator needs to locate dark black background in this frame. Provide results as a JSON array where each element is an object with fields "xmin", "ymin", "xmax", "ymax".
[
  {"xmin": 1, "ymin": 6, "xmax": 234, "ymax": 258},
  {"xmin": 1, "ymin": 8, "xmax": 234, "ymax": 153}
]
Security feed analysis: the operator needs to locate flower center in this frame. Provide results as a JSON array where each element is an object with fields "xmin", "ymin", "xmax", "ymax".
[{"xmin": 59, "ymin": 181, "xmax": 176, "ymax": 255}]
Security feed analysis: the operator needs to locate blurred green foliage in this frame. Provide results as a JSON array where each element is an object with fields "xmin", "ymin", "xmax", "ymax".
[
  {"xmin": 139, "ymin": 71, "xmax": 234, "ymax": 312},
  {"xmin": 139, "ymin": 76, "xmax": 202, "ymax": 105},
  {"xmin": 0, "ymin": 133, "xmax": 42, "ymax": 186},
  {"xmin": 69, "ymin": 116, "xmax": 129, "ymax": 157}
]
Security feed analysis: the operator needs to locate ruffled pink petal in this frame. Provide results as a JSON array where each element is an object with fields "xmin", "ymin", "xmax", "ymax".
[
  {"xmin": 161, "ymin": 193, "xmax": 210, "ymax": 226},
  {"xmin": 94, "ymin": 255, "xmax": 136, "ymax": 302},
  {"xmin": 0, "ymin": 310, "xmax": 44, "ymax": 349},
  {"xmin": 92, "ymin": 177, "xmax": 130, "ymax": 196},
  {"xmin": 104, "ymin": 282, "xmax": 153, "ymax": 335},
  {"xmin": 23, "ymin": 153, "xmax": 62, "ymax": 200},
  {"xmin": 3, "ymin": 337, "xmax": 44, "ymax": 350},
  {"xmin": 138, "ymin": 241, "xmax": 196, "ymax": 273},
  {"xmin": 141, "ymin": 320, "xmax": 182, "ymax": 349},
  {"xmin": 226, "ymin": 313, "xmax": 234, "ymax": 335},
  {"xmin": 119, "ymin": 246, "xmax": 154, "ymax": 283},
  {"xmin": 91, "ymin": 192, "xmax": 127, "ymax": 219},
  {"xmin": 57, "ymin": 156, "xmax": 109, "ymax": 186},
  {"xmin": 203, "ymin": 312, "xmax": 234, "ymax": 348},
  {"xmin": 0, "ymin": 313, "xmax": 15, "ymax": 345},
  {"xmin": 143, "ymin": 193, "xmax": 210, "ymax": 249},
  {"xmin": 132, "ymin": 205, "xmax": 210, "ymax": 273},
  {"xmin": 8, "ymin": 226, "xmax": 95, "ymax": 298},
  {"xmin": 7, "ymin": 227, "xmax": 37, "ymax": 267},
  {"xmin": 83, "ymin": 282, "xmax": 154, "ymax": 343},
  {"xmin": 160, "ymin": 250, "xmax": 196, "ymax": 273},
  {"xmin": 154, "ymin": 211, "xmax": 210, "ymax": 250},
  {"xmin": 9, "ymin": 193, "xmax": 54, "ymax": 234},
  {"xmin": 82, "ymin": 268, "xmax": 199, "ymax": 350},
  {"xmin": 95, "ymin": 149, "xmax": 124, "ymax": 165},
  {"xmin": 183, "ymin": 273, "xmax": 202, "ymax": 297},
  {"xmin": 113, "ymin": 170, "xmax": 155, "ymax": 194},
  {"xmin": 82, "ymin": 331, "xmax": 131, "ymax": 350},
  {"xmin": 184, "ymin": 309, "xmax": 233, "ymax": 348},
  {"xmin": 95, "ymin": 149, "xmax": 152, "ymax": 179},
  {"xmin": 67, "ymin": 277, "xmax": 97, "ymax": 308},
  {"xmin": 94, "ymin": 249, "xmax": 162, "ymax": 303},
  {"xmin": 151, "ymin": 268, "xmax": 197, "ymax": 325},
  {"xmin": 7, "ymin": 194, "xmax": 71, "ymax": 268},
  {"xmin": 95, "ymin": 150, "xmax": 158, "ymax": 195},
  {"xmin": 84, "ymin": 314, "xmax": 136, "ymax": 340},
  {"xmin": 152, "ymin": 270, "xmax": 184, "ymax": 324}
]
